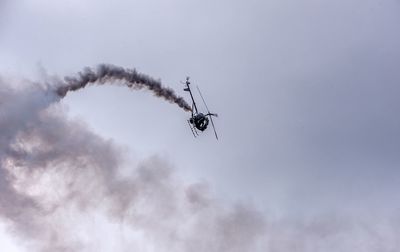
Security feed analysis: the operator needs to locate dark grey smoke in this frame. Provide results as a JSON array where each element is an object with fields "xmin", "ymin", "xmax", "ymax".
[{"xmin": 56, "ymin": 64, "xmax": 192, "ymax": 112}]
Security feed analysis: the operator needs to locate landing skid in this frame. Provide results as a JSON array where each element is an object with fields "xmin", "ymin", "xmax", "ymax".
[{"xmin": 187, "ymin": 120, "xmax": 198, "ymax": 138}]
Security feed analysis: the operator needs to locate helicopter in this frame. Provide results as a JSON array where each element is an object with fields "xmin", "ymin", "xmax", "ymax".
[{"xmin": 183, "ymin": 77, "xmax": 219, "ymax": 139}]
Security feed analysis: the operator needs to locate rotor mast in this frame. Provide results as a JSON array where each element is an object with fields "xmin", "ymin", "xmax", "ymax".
[{"xmin": 184, "ymin": 77, "xmax": 198, "ymax": 114}]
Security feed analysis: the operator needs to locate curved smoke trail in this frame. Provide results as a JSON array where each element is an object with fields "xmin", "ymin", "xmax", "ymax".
[{"xmin": 56, "ymin": 64, "xmax": 192, "ymax": 112}]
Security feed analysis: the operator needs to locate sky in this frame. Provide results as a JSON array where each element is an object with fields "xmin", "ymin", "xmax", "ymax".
[{"xmin": 1, "ymin": 0, "xmax": 400, "ymax": 251}]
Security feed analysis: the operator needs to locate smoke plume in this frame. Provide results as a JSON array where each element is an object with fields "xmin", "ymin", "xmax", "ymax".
[
  {"xmin": 0, "ymin": 74, "xmax": 265, "ymax": 251},
  {"xmin": 0, "ymin": 73, "xmax": 399, "ymax": 252},
  {"xmin": 56, "ymin": 64, "xmax": 192, "ymax": 112}
]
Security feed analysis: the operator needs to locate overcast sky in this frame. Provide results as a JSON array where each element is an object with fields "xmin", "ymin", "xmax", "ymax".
[{"xmin": 1, "ymin": 0, "xmax": 400, "ymax": 251}]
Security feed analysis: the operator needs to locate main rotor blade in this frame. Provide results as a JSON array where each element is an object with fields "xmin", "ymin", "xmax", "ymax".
[
  {"xmin": 209, "ymin": 115, "xmax": 219, "ymax": 140},
  {"xmin": 196, "ymin": 85, "xmax": 211, "ymax": 113}
]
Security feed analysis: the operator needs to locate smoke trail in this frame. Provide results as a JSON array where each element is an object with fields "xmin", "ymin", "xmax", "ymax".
[
  {"xmin": 1, "ymin": 75, "xmax": 400, "ymax": 252},
  {"xmin": 0, "ymin": 76, "xmax": 265, "ymax": 251},
  {"xmin": 56, "ymin": 64, "xmax": 192, "ymax": 112}
]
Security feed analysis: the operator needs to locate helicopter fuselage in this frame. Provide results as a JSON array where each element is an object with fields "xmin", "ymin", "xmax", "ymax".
[{"xmin": 189, "ymin": 113, "xmax": 209, "ymax": 131}]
